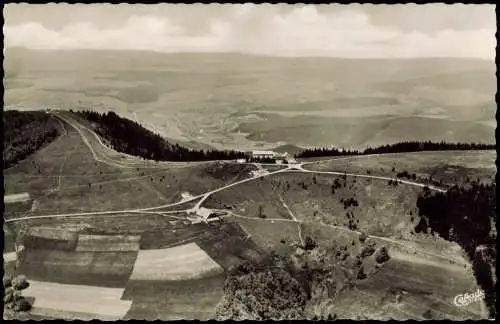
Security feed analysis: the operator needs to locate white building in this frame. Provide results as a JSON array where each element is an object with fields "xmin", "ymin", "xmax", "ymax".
[
  {"xmin": 196, "ymin": 207, "xmax": 214, "ymax": 219},
  {"xmin": 236, "ymin": 158, "xmax": 247, "ymax": 164},
  {"xmin": 188, "ymin": 207, "xmax": 215, "ymax": 219},
  {"xmin": 252, "ymin": 151, "xmax": 277, "ymax": 159},
  {"xmin": 4, "ymin": 193, "xmax": 31, "ymax": 204}
]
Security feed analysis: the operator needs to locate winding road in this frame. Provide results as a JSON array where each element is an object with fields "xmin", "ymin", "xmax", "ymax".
[{"xmin": 5, "ymin": 110, "xmax": 459, "ymax": 266}]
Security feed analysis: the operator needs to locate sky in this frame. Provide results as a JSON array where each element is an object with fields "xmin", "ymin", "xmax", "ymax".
[{"xmin": 3, "ymin": 4, "xmax": 496, "ymax": 59}]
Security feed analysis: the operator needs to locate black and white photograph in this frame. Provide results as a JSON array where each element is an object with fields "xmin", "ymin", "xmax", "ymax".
[{"xmin": 2, "ymin": 3, "xmax": 496, "ymax": 321}]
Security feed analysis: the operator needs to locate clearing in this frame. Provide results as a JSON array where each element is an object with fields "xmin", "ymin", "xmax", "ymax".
[
  {"xmin": 303, "ymin": 150, "xmax": 495, "ymax": 185},
  {"xmin": 23, "ymin": 280, "xmax": 132, "ymax": 320},
  {"xmin": 129, "ymin": 242, "xmax": 224, "ymax": 281},
  {"xmin": 75, "ymin": 235, "xmax": 141, "ymax": 252}
]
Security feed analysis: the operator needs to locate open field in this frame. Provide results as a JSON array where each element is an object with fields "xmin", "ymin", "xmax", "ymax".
[
  {"xmin": 3, "ymin": 201, "xmax": 33, "ymax": 219},
  {"xmin": 224, "ymin": 215, "xmax": 303, "ymax": 256},
  {"xmin": 24, "ymin": 227, "xmax": 79, "ymax": 251},
  {"xmin": 76, "ymin": 235, "xmax": 141, "ymax": 252},
  {"xmin": 8, "ymin": 217, "xmax": 267, "ymax": 319},
  {"xmin": 194, "ymin": 221, "xmax": 265, "ymax": 270},
  {"xmin": 206, "ymin": 171, "xmax": 422, "ymax": 238},
  {"xmin": 8, "ymin": 213, "xmax": 183, "ymax": 235},
  {"xmin": 3, "ymin": 227, "xmax": 17, "ymax": 253},
  {"xmin": 303, "ymin": 150, "xmax": 496, "ymax": 185},
  {"xmin": 19, "ymin": 249, "xmax": 138, "ymax": 288},
  {"xmin": 203, "ymin": 176, "xmax": 296, "ymax": 220},
  {"xmin": 329, "ymin": 255, "xmax": 487, "ymax": 320},
  {"xmin": 300, "ymin": 222, "xmax": 487, "ymax": 320},
  {"xmin": 139, "ymin": 222, "xmax": 217, "ymax": 250},
  {"xmin": 28, "ymin": 226, "xmax": 77, "ymax": 240},
  {"xmin": 262, "ymin": 164, "xmax": 289, "ymax": 172},
  {"xmin": 123, "ymin": 274, "xmax": 225, "ymax": 320},
  {"xmin": 4, "ymin": 114, "xmax": 260, "ymax": 218},
  {"xmin": 23, "ymin": 280, "xmax": 132, "ymax": 320},
  {"xmin": 138, "ymin": 221, "xmax": 265, "ymax": 270},
  {"xmin": 129, "ymin": 243, "xmax": 224, "ymax": 281},
  {"xmin": 278, "ymin": 172, "xmax": 421, "ymax": 237},
  {"xmin": 30, "ymin": 180, "xmax": 167, "ymax": 215},
  {"xmin": 4, "ymin": 193, "xmax": 31, "ymax": 203},
  {"xmin": 301, "ymin": 221, "xmax": 362, "ymax": 254}
]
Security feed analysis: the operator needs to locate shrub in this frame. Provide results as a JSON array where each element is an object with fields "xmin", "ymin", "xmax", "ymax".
[
  {"xmin": 375, "ymin": 247, "xmax": 390, "ymax": 264},
  {"xmin": 257, "ymin": 205, "xmax": 266, "ymax": 219},
  {"xmin": 3, "ymin": 287, "xmax": 14, "ymax": 303},
  {"xmin": 14, "ymin": 297, "xmax": 32, "ymax": 312},
  {"xmin": 12, "ymin": 275, "xmax": 29, "ymax": 290},
  {"xmin": 304, "ymin": 236, "xmax": 317, "ymax": 251},
  {"xmin": 357, "ymin": 267, "xmax": 367, "ymax": 280},
  {"xmin": 360, "ymin": 245, "xmax": 376, "ymax": 258},
  {"xmin": 230, "ymin": 260, "xmax": 256, "ymax": 276},
  {"xmin": 3, "ymin": 276, "xmax": 12, "ymax": 288}
]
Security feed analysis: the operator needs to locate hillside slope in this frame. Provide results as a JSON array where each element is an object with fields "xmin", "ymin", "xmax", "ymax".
[
  {"xmin": 73, "ymin": 110, "xmax": 246, "ymax": 162},
  {"xmin": 3, "ymin": 110, "xmax": 62, "ymax": 168}
]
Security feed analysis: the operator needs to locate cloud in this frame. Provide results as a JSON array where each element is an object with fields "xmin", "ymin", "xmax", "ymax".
[{"xmin": 3, "ymin": 5, "xmax": 495, "ymax": 59}]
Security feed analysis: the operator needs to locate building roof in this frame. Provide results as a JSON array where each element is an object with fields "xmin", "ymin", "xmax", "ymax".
[
  {"xmin": 196, "ymin": 207, "xmax": 213, "ymax": 218},
  {"xmin": 252, "ymin": 150, "xmax": 276, "ymax": 156}
]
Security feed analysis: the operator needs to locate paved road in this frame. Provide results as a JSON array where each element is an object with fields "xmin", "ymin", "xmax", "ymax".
[
  {"xmin": 53, "ymin": 112, "xmax": 226, "ymax": 169},
  {"xmin": 55, "ymin": 113, "xmax": 133, "ymax": 169},
  {"xmin": 293, "ymin": 166, "xmax": 447, "ymax": 193},
  {"xmin": 5, "ymin": 150, "xmax": 446, "ymax": 221}
]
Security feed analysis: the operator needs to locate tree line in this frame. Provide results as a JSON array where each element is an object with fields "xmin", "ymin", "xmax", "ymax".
[
  {"xmin": 415, "ymin": 181, "xmax": 496, "ymax": 318},
  {"xmin": 295, "ymin": 140, "xmax": 495, "ymax": 158},
  {"xmin": 73, "ymin": 110, "xmax": 247, "ymax": 162},
  {"xmin": 3, "ymin": 110, "xmax": 61, "ymax": 168}
]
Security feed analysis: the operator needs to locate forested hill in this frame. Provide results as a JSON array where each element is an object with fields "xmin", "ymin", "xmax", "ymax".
[
  {"xmin": 73, "ymin": 110, "xmax": 247, "ymax": 162},
  {"xmin": 296, "ymin": 141, "xmax": 495, "ymax": 158},
  {"xmin": 415, "ymin": 182, "xmax": 496, "ymax": 318},
  {"xmin": 3, "ymin": 110, "xmax": 61, "ymax": 168}
]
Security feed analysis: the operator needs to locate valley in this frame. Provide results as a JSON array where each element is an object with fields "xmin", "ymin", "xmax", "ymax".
[{"xmin": 4, "ymin": 49, "xmax": 496, "ymax": 150}]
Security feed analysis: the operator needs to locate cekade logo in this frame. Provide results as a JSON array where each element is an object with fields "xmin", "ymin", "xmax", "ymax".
[{"xmin": 453, "ymin": 289, "xmax": 485, "ymax": 307}]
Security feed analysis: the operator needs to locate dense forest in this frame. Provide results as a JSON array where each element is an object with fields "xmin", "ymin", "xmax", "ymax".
[
  {"xmin": 295, "ymin": 147, "xmax": 361, "ymax": 158},
  {"xmin": 215, "ymin": 260, "xmax": 307, "ymax": 320},
  {"xmin": 415, "ymin": 182, "xmax": 496, "ymax": 318},
  {"xmin": 3, "ymin": 110, "xmax": 61, "ymax": 168},
  {"xmin": 296, "ymin": 141, "xmax": 495, "ymax": 158},
  {"xmin": 74, "ymin": 110, "xmax": 247, "ymax": 162}
]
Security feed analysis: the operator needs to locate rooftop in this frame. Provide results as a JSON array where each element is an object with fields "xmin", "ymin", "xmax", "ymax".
[
  {"xmin": 196, "ymin": 207, "xmax": 214, "ymax": 218},
  {"xmin": 252, "ymin": 150, "xmax": 276, "ymax": 156}
]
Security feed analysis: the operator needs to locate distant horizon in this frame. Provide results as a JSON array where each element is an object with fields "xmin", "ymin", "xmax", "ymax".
[
  {"xmin": 5, "ymin": 46, "xmax": 495, "ymax": 62},
  {"xmin": 4, "ymin": 4, "xmax": 495, "ymax": 60}
]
